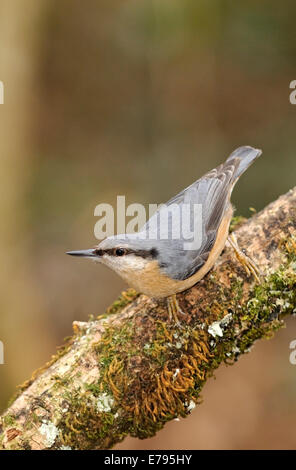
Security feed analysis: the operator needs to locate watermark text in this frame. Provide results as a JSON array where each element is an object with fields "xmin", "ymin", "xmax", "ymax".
[
  {"xmin": 0, "ymin": 81, "xmax": 3, "ymax": 104},
  {"xmin": 289, "ymin": 80, "xmax": 296, "ymax": 105},
  {"xmin": 94, "ymin": 196, "xmax": 203, "ymax": 250},
  {"xmin": 0, "ymin": 341, "xmax": 4, "ymax": 364},
  {"xmin": 289, "ymin": 339, "xmax": 296, "ymax": 365}
]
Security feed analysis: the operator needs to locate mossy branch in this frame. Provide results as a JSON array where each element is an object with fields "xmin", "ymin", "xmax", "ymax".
[{"xmin": 1, "ymin": 188, "xmax": 296, "ymax": 450}]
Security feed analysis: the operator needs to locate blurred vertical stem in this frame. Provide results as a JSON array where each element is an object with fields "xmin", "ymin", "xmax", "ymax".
[{"xmin": 0, "ymin": 1, "xmax": 50, "ymax": 405}]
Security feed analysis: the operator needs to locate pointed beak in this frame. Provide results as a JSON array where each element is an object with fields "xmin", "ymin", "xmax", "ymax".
[{"xmin": 66, "ymin": 249, "xmax": 98, "ymax": 258}]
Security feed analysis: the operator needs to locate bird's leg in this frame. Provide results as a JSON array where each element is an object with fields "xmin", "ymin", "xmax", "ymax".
[
  {"xmin": 167, "ymin": 294, "xmax": 186, "ymax": 324},
  {"xmin": 167, "ymin": 297, "xmax": 175, "ymax": 323},
  {"xmin": 228, "ymin": 232, "xmax": 261, "ymax": 282}
]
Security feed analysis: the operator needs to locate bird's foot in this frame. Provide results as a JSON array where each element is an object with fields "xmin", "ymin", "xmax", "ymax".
[
  {"xmin": 228, "ymin": 232, "xmax": 261, "ymax": 282},
  {"xmin": 167, "ymin": 294, "xmax": 186, "ymax": 325}
]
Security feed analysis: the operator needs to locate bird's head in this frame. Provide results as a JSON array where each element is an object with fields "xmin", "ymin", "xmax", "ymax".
[{"xmin": 67, "ymin": 234, "xmax": 159, "ymax": 277}]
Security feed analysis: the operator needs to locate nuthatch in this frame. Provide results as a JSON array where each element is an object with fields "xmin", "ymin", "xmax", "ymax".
[{"xmin": 67, "ymin": 146, "xmax": 261, "ymax": 321}]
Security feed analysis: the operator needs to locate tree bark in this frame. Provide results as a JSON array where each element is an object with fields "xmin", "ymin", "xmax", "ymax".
[{"xmin": 1, "ymin": 188, "xmax": 296, "ymax": 450}]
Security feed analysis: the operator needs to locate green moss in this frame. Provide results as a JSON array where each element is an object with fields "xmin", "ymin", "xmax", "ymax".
[
  {"xmin": 56, "ymin": 391, "xmax": 123, "ymax": 450},
  {"xmin": 210, "ymin": 237, "xmax": 296, "ymax": 366},
  {"xmin": 99, "ymin": 289, "xmax": 139, "ymax": 318},
  {"xmin": 56, "ymin": 232, "xmax": 296, "ymax": 448},
  {"xmin": 285, "ymin": 235, "xmax": 296, "ymax": 263},
  {"xmin": 53, "ymin": 382, "xmax": 133, "ymax": 450},
  {"xmin": 2, "ymin": 414, "xmax": 16, "ymax": 427},
  {"xmin": 4, "ymin": 231, "xmax": 296, "ymax": 450},
  {"xmin": 76, "ymin": 236, "xmax": 296, "ymax": 445},
  {"xmin": 229, "ymin": 215, "xmax": 247, "ymax": 232},
  {"xmin": 52, "ymin": 373, "xmax": 72, "ymax": 389}
]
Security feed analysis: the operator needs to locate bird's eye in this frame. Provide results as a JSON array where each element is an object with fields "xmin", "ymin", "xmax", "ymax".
[{"xmin": 115, "ymin": 248, "xmax": 125, "ymax": 256}]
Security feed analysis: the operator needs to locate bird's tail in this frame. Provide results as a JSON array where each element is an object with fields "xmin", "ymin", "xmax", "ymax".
[{"xmin": 226, "ymin": 146, "xmax": 262, "ymax": 181}]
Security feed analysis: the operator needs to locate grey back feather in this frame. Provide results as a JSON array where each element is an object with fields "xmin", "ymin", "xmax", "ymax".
[
  {"xmin": 139, "ymin": 146, "xmax": 262, "ymax": 280},
  {"xmin": 104, "ymin": 146, "xmax": 261, "ymax": 281}
]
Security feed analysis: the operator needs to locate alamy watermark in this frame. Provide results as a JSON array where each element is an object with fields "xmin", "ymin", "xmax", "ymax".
[
  {"xmin": 289, "ymin": 339, "xmax": 296, "ymax": 365},
  {"xmin": 0, "ymin": 341, "xmax": 4, "ymax": 365},
  {"xmin": 0, "ymin": 81, "xmax": 4, "ymax": 104},
  {"xmin": 289, "ymin": 80, "xmax": 296, "ymax": 105},
  {"xmin": 94, "ymin": 195, "xmax": 203, "ymax": 250}
]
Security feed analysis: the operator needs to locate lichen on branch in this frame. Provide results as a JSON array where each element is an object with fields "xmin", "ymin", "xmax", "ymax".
[{"xmin": 1, "ymin": 188, "xmax": 296, "ymax": 450}]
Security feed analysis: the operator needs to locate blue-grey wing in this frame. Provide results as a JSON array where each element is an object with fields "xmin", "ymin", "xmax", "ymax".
[{"xmin": 141, "ymin": 146, "xmax": 261, "ymax": 280}]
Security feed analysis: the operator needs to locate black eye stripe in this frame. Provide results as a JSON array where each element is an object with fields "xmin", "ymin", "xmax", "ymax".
[
  {"xmin": 94, "ymin": 249, "xmax": 104, "ymax": 256},
  {"xmin": 96, "ymin": 247, "xmax": 158, "ymax": 259}
]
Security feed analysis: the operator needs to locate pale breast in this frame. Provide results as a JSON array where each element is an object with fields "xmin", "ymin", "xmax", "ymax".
[{"xmin": 124, "ymin": 207, "xmax": 233, "ymax": 298}]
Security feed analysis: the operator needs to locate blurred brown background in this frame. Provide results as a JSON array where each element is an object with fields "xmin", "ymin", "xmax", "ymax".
[{"xmin": 0, "ymin": 0, "xmax": 295, "ymax": 449}]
